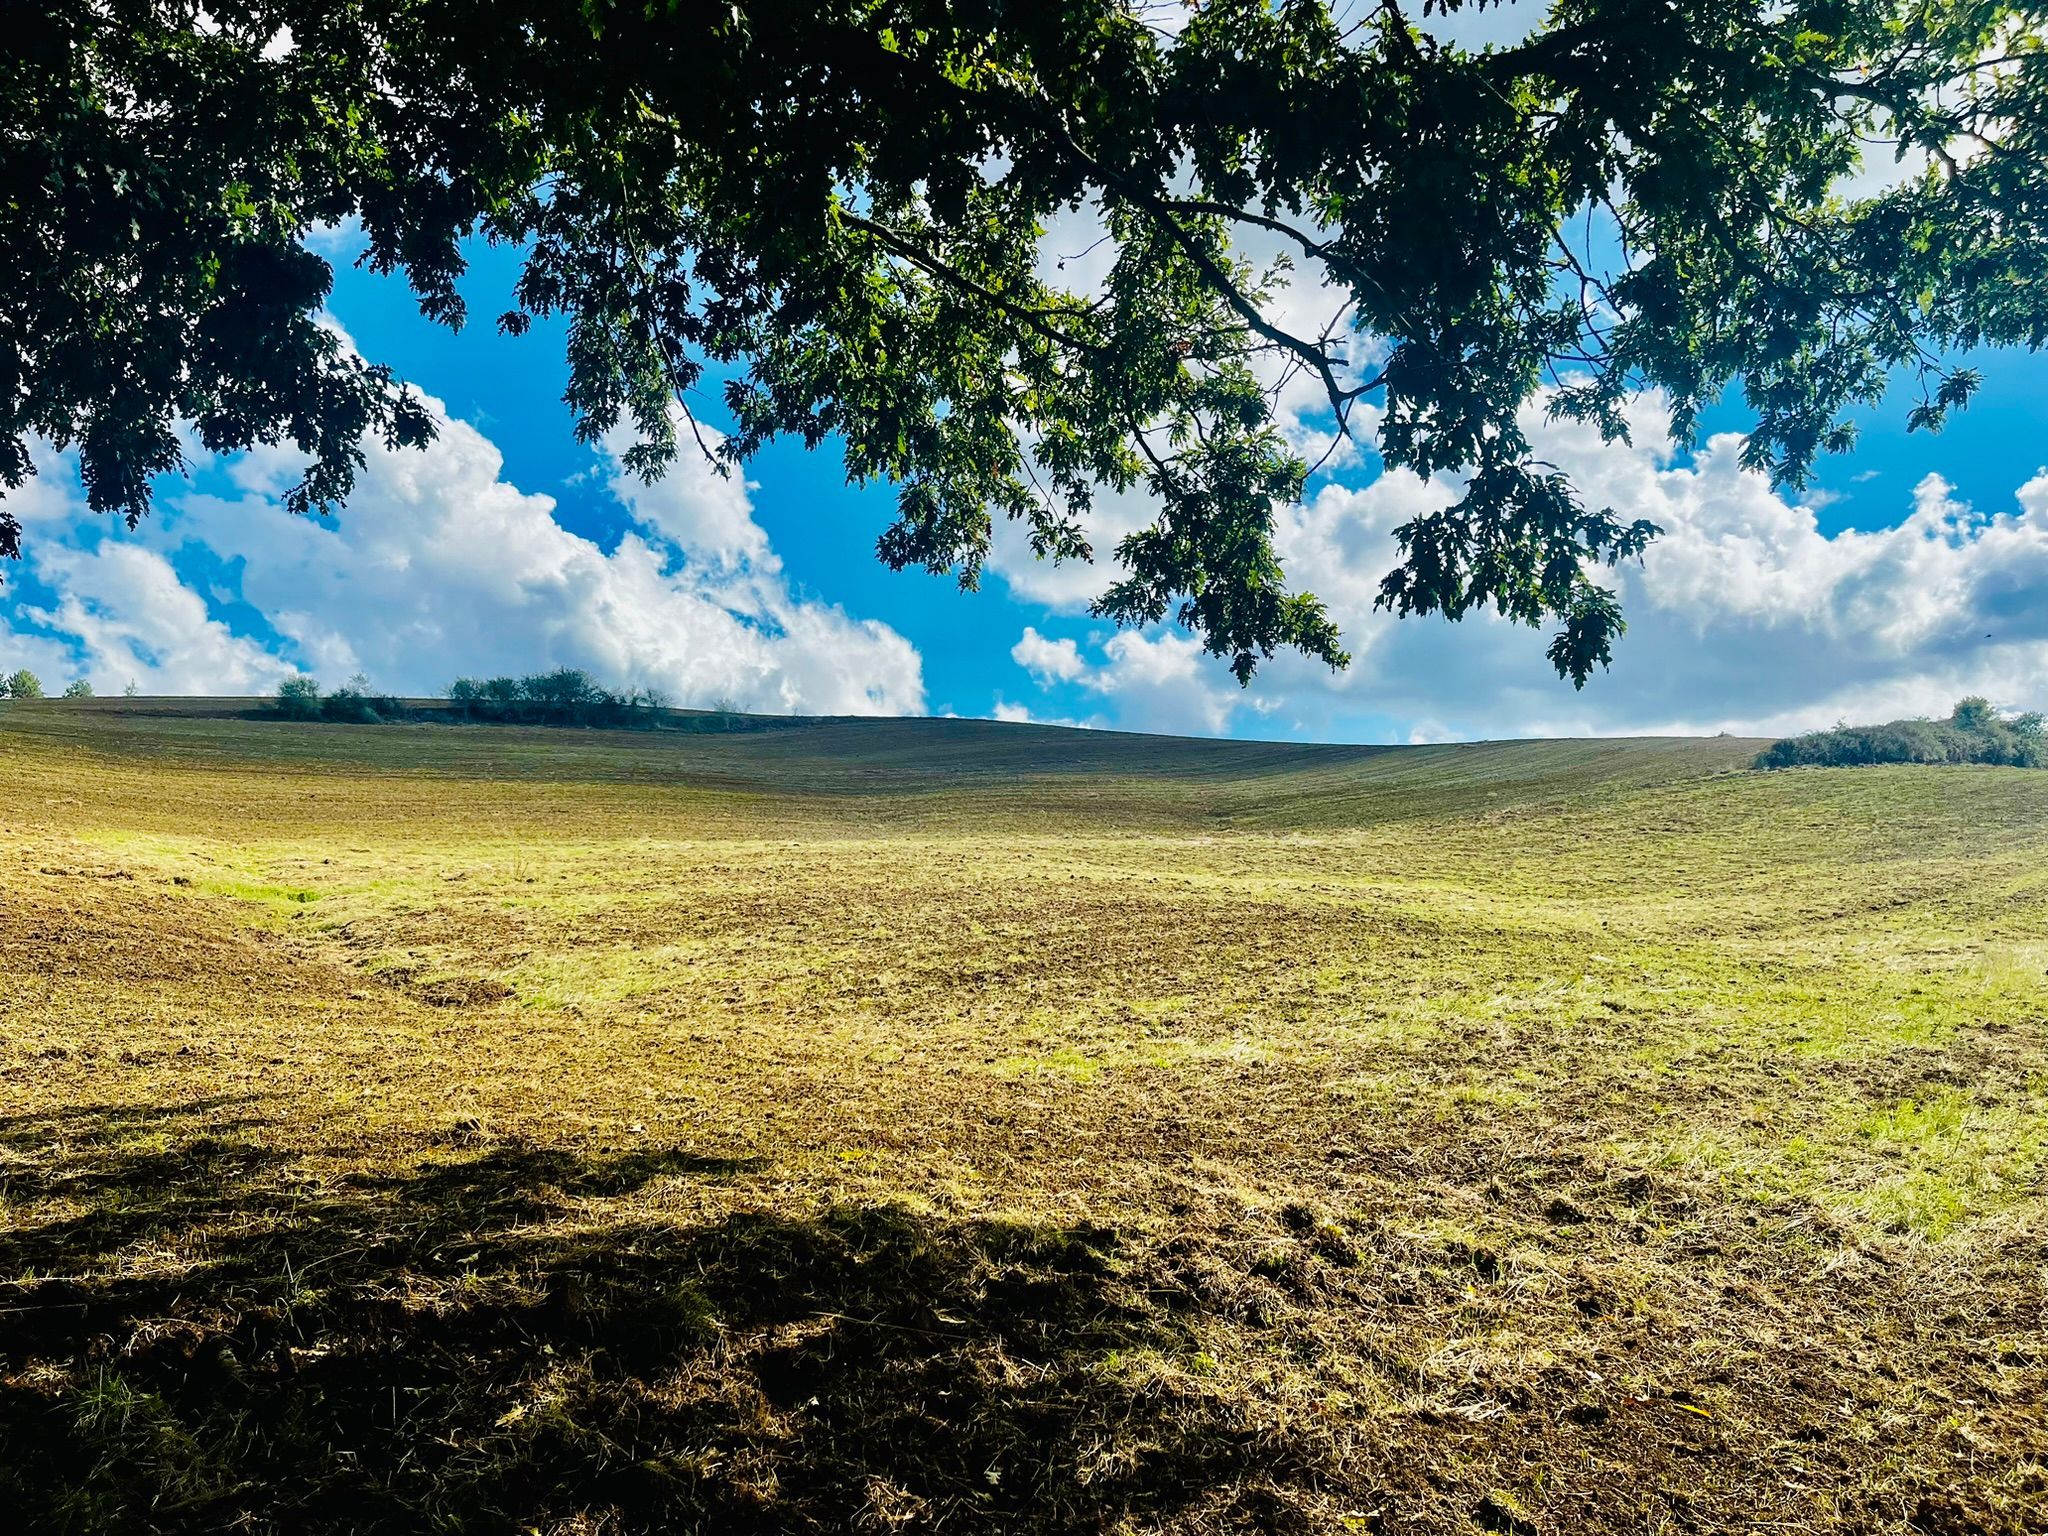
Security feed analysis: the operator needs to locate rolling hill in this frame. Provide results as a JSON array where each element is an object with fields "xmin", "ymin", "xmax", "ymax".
[{"xmin": 2, "ymin": 699, "xmax": 2042, "ymax": 1534}]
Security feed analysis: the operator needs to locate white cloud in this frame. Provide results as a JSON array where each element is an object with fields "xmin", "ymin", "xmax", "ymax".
[
  {"xmin": 11, "ymin": 353, "xmax": 2045, "ymax": 746},
  {"xmin": 0, "ymin": 619, "xmax": 94, "ymax": 695},
  {"xmin": 1259, "ymin": 399, "xmax": 2048, "ymax": 738},
  {"xmin": 18, "ymin": 543, "xmax": 291, "ymax": 695},
  {"xmin": 4, "ymin": 382, "xmax": 924, "ymax": 715},
  {"xmin": 989, "ymin": 696, "xmax": 1098, "ymax": 730},
  {"xmin": 989, "ymin": 697, "xmax": 1094, "ymax": 728},
  {"xmin": 1001, "ymin": 618, "xmax": 1238, "ymax": 737},
  {"xmin": 600, "ymin": 415, "xmax": 771, "ymax": 568},
  {"xmin": 1010, "ymin": 625, "xmax": 1086, "ymax": 684},
  {"xmin": 995, "ymin": 393, "xmax": 2048, "ymax": 741},
  {"xmin": 1087, "ymin": 631, "xmax": 1238, "ymax": 736}
]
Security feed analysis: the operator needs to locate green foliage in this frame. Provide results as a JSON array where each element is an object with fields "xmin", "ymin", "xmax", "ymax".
[
  {"xmin": 319, "ymin": 680, "xmax": 406, "ymax": 724},
  {"xmin": 272, "ymin": 675, "xmax": 324, "ymax": 721},
  {"xmin": 271, "ymin": 672, "xmax": 405, "ymax": 723},
  {"xmin": 440, "ymin": 671, "xmax": 668, "ymax": 729},
  {"xmin": 1757, "ymin": 699, "xmax": 2048, "ymax": 770},
  {"xmin": 6, "ymin": 3, "xmax": 2048, "ymax": 682},
  {"xmin": 1950, "ymin": 695, "xmax": 1999, "ymax": 732},
  {"xmin": 3, "ymin": 669, "xmax": 44, "ymax": 700},
  {"xmin": 520, "ymin": 667, "xmax": 606, "ymax": 715},
  {"xmin": 446, "ymin": 677, "xmax": 484, "ymax": 719},
  {"xmin": 61, "ymin": 679, "xmax": 93, "ymax": 699}
]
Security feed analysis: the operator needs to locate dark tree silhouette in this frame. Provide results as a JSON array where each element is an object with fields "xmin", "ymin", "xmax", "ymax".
[{"xmin": 7, "ymin": 1, "xmax": 2047, "ymax": 681}]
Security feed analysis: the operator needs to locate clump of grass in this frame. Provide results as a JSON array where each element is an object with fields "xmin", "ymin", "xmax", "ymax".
[{"xmin": 1845, "ymin": 1089, "xmax": 2047, "ymax": 1239}]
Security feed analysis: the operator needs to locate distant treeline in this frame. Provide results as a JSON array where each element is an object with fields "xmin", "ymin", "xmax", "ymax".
[
  {"xmin": 1757, "ymin": 697, "xmax": 2044, "ymax": 770},
  {"xmin": 446, "ymin": 671, "xmax": 671, "ymax": 728},
  {"xmin": 266, "ymin": 670, "xmax": 768, "ymax": 732},
  {"xmin": 271, "ymin": 674, "xmax": 410, "ymax": 724},
  {"xmin": 1, "ymin": 669, "xmax": 94, "ymax": 699}
]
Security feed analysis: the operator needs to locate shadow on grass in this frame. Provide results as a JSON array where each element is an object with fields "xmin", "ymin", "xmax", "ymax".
[{"xmin": 0, "ymin": 1104, "xmax": 1301, "ymax": 1534}]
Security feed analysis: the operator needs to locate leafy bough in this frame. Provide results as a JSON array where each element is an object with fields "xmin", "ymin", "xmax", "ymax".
[{"xmin": 5, "ymin": 0, "xmax": 2044, "ymax": 683}]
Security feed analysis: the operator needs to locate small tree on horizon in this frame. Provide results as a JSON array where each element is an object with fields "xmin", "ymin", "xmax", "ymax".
[
  {"xmin": 1950, "ymin": 696, "xmax": 1999, "ymax": 732},
  {"xmin": 446, "ymin": 678, "xmax": 483, "ymax": 720},
  {"xmin": 61, "ymin": 679, "xmax": 93, "ymax": 699},
  {"xmin": 4, "ymin": 669, "xmax": 43, "ymax": 700},
  {"xmin": 513, "ymin": 668, "xmax": 616, "ymax": 725},
  {"xmin": 274, "ymin": 675, "xmax": 323, "ymax": 721}
]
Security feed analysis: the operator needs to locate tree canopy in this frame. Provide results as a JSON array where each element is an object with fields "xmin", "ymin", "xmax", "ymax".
[{"xmin": 7, "ymin": 0, "xmax": 2046, "ymax": 682}]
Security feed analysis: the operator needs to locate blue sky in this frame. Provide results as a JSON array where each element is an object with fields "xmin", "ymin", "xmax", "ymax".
[{"xmin": 5, "ymin": 222, "xmax": 2048, "ymax": 742}]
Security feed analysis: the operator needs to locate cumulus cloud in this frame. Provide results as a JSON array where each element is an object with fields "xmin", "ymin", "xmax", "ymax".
[
  {"xmin": 1082, "ymin": 631, "xmax": 1241, "ymax": 736},
  {"xmin": 1011, "ymin": 626, "xmax": 1087, "ymax": 685},
  {"xmin": 987, "ymin": 474, "xmax": 1155, "ymax": 612},
  {"xmin": 1002, "ymin": 392, "xmax": 2048, "ymax": 741},
  {"xmin": 10, "ymin": 349, "xmax": 2042, "ymax": 746},
  {"xmin": 3, "ymin": 386, "xmax": 924, "ymax": 714},
  {"xmin": 600, "ymin": 416, "xmax": 771, "ymax": 568},
  {"xmin": 988, "ymin": 697, "xmax": 1096, "ymax": 729},
  {"xmin": 1005, "ymin": 624, "xmax": 1239, "ymax": 737},
  {"xmin": 17, "ymin": 543, "xmax": 291, "ymax": 695}
]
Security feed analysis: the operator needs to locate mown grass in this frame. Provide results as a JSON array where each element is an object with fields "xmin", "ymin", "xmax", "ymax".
[{"xmin": 1, "ymin": 698, "xmax": 2044, "ymax": 1534}]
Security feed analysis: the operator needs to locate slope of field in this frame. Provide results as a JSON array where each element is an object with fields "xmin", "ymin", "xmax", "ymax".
[{"xmin": 2, "ymin": 700, "xmax": 2043, "ymax": 1535}]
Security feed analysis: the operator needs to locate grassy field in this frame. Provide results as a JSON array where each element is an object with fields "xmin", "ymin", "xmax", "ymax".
[{"xmin": 2, "ymin": 698, "xmax": 2044, "ymax": 1535}]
